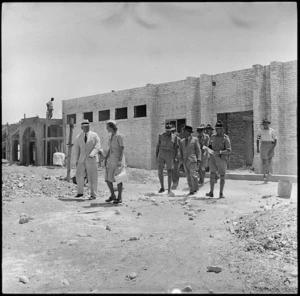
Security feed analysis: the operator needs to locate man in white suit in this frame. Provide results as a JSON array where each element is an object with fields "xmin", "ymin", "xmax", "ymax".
[{"xmin": 74, "ymin": 119, "xmax": 101, "ymax": 199}]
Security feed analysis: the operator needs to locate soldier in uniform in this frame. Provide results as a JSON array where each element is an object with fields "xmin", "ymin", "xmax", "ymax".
[
  {"xmin": 205, "ymin": 123, "xmax": 219, "ymax": 184},
  {"xmin": 171, "ymin": 123, "xmax": 185, "ymax": 189},
  {"xmin": 179, "ymin": 125, "xmax": 201, "ymax": 195},
  {"xmin": 256, "ymin": 118, "xmax": 277, "ymax": 182},
  {"xmin": 196, "ymin": 124, "xmax": 210, "ymax": 186},
  {"xmin": 156, "ymin": 122, "xmax": 179, "ymax": 194},
  {"xmin": 204, "ymin": 120, "xmax": 231, "ymax": 198}
]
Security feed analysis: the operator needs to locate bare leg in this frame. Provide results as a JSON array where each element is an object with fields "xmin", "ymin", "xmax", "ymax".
[
  {"xmin": 167, "ymin": 169, "xmax": 173, "ymax": 193},
  {"xmin": 158, "ymin": 167, "xmax": 165, "ymax": 192},
  {"xmin": 106, "ymin": 181, "xmax": 116, "ymax": 201},
  {"xmin": 117, "ymin": 182, "xmax": 123, "ymax": 200},
  {"xmin": 220, "ymin": 175, "xmax": 225, "ymax": 196}
]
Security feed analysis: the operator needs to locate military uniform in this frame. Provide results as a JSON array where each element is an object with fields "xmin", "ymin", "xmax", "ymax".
[
  {"xmin": 208, "ymin": 133, "xmax": 231, "ymax": 175},
  {"xmin": 156, "ymin": 132, "xmax": 178, "ymax": 170},
  {"xmin": 172, "ymin": 130, "xmax": 185, "ymax": 188}
]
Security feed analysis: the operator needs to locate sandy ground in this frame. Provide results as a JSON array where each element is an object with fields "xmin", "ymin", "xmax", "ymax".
[{"xmin": 2, "ymin": 164, "xmax": 298, "ymax": 294}]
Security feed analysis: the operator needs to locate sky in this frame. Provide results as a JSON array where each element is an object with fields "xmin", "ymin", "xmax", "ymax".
[{"xmin": 2, "ymin": 2, "xmax": 297, "ymax": 124}]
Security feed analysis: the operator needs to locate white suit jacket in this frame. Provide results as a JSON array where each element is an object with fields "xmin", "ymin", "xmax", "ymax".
[{"xmin": 74, "ymin": 131, "xmax": 101, "ymax": 164}]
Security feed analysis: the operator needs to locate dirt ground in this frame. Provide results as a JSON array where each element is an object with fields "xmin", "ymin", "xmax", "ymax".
[{"xmin": 2, "ymin": 164, "xmax": 298, "ymax": 294}]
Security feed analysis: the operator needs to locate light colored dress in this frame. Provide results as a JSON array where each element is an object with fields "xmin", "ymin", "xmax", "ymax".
[{"xmin": 105, "ymin": 132, "xmax": 125, "ymax": 182}]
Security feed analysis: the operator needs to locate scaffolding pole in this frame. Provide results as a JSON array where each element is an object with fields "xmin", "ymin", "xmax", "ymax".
[{"xmin": 66, "ymin": 118, "xmax": 74, "ymax": 182}]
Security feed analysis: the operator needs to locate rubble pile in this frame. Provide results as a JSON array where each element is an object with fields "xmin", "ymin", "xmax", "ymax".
[
  {"xmin": 232, "ymin": 203, "xmax": 297, "ymax": 261},
  {"xmin": 126, "ymin": 168, "xmax": 157, "ymax": 184},
  {"xmin": 2, "ymin": 172, "xmax": 77, "ymax": 200}
]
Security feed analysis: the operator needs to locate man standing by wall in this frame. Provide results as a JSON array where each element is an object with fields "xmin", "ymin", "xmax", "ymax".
[
  {"xmin": 74, "ymin": 119, "xmax": 101, "ymax": 200},
  {"xmin": 256, "ymin": 118, "xmax": 277, "ymax": 182},
  {"xmin": 196, "ymin": 124, "xmax": 210, "ymax": 186},
  {"xmin": 204, "ymin": 120, "xmax": 231, "ymax": 198},
  {"xmin": 179, "ymin": 125, "xmax": 201, "ymax": 195},
  {"xmin": 156, "ymin": 122, "xmax": 179, "ymax": 194},
  {"xmin": 46, "ymin": 97, "xmax": 54, "ymax": 119}
]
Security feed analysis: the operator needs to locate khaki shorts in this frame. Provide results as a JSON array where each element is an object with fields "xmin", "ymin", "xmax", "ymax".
[
  {"xmin": 260, "ymin": 141, "xmax": 274, "ymax": 160},
  {"xmin": 209, "ymin": 155, "xmax": 227, "ymax": 175},
  {"xmin": 200, "ymin": 152, "xmax": 208, "ymax": 170},
  {"xmin": 157, "ymin": 151, "xmax": 174, "ymax": 170}
]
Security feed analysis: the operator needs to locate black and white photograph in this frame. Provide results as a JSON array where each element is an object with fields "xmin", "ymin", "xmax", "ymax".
[{"xmin": 2, "ymin": 2, "xmax": 297, "ymax": 293}]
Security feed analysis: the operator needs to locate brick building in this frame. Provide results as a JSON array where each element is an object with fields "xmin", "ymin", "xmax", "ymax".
[{"xmin": 62, "ymin": 60, "xmax": 297, "ymax": 175}]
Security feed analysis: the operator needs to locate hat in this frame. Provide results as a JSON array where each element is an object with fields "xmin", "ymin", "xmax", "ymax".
[
  {"xmin": 205, "ymin": 124, "xmax": 215, "ymax": 130},
  {"xmin": 262, "ymin": 118, "xmax": 271, "ymax": 124},
  {"xmin": 196, "ymin": 124, "xmax": 206, "ymax": 131},
  {"xmin": 81, "ymin": 119, "xmax": 90, "ymax": 126},
  {"xmin": 215, "ymin": 120, "xmax": 223, "ymax": 129},
  {"xmin": 184, "ymin": 125, "xmax": 193, "ymax": 133},
  {"xmin": 106, "ymin": 119, "xmax": 117, "ymax": 127}
]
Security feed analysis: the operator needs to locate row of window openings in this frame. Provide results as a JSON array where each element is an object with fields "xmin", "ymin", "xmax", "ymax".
[{"xmin": 67, "ymin": 105, "xmax": 147, "ymax": 124}]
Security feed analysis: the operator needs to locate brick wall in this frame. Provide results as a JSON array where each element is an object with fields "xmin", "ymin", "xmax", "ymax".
[{"xmin": 62, "ymin": 60, "xmax": 297, "ymax": 175}]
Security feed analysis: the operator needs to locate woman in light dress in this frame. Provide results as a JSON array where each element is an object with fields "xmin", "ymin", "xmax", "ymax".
[{"xmin": 104, "ymin": 120, "xmax": 125, "ymax": 204}]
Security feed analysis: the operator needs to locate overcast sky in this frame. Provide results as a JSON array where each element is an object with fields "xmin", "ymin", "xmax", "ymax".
[{"xmin": 2, "ymin": 2, "xmax": 297, "ymax": 124}]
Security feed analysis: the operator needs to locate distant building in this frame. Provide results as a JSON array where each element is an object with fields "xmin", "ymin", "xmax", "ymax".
[{"xmin": 2, "ymin": 116, "xmax": 63, "ymax": 166}]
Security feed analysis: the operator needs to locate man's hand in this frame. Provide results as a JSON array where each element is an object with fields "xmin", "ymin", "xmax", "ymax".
[{"xmin": 117, "ymin": 160, "xmax": 122, "ymax": 167}]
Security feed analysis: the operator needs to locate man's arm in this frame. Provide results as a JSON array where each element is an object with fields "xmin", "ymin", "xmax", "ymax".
[
  {"xmin": 195, "ymin": 139, "xmax": 201, "ymax": 163},
  {"xmin": 156, "ymin": 135, "xmax": 161, "ymax": 158},
  {"xmin": 89, "ymin": 133, "xmax": 101, "ymax": 157},
  {"xmin": 74, "ymin": 137, "xmax": 80, "ymax": 166},
  {"xmin": 219, "ymin": 137, "xmax": 232, "ymax": 155}
]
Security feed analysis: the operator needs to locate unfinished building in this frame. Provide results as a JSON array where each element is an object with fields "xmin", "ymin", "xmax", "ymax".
[
  {"xmin": 59, "ymin": 59, "xmax": 295, "ymax": 175},
  {"xmin": 3, "ymin": 116, "xmax": 63, "ymax": 166}
]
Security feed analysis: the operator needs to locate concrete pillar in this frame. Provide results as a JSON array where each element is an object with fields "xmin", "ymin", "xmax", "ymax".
[
  {"xmin": 270, "ymin": 61, "xmax": 284, "ymax": 174},
  {"xmin": 199, "ymin": 74, "xmax": 214, "ymax": 126},
  {"xmin": 252, "ymin": 64, "xmax": 265, "ymax": 173}
]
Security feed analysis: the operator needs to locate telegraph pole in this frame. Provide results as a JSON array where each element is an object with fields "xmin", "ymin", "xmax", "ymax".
[{"xmin": 66, "ymin": 118, "xmax": 74, "ymax": 182}]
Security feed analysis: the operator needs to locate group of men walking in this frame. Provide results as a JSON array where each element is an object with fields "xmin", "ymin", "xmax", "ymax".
[
  {"xmin": 156, "ymin": 121, "xmax": 232, "ymax": 198},
  {"xmin": 71, "ymin": 115, "xmax": 276, "ymax": 203}
]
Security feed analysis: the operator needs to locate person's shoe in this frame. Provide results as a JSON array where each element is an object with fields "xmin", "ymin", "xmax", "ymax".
[
  {"xmin": 188, "ymin": 191, "xmax": 195, "ymax": 195},
  {"xmin": 75, "ymin": 194, "xmax": 83, "ymax": 198},
  {"xmin": 105, "ymin": 196, "xmax": 116, "ymax": 202},
  {"xmin": 219, "ymin": 193, "xmax": 225, "ymax": 198},
  {"xmin": 158, "ymin": 188, "xmax": 165, "ymax": 193},
  {"xmin": 206, "ymin": 192, "xmax": 214, "ymax": 197},
  {"xmin": 198, "ymin": 182, "xmax": 204, "ymax": 187},
  {"xmin": 171, "ymin": 184, "xmax": 177, "ymax": 190},
  {"xmin": 89, "ymin": 196, "xmax": 96, "ymax": 200},
  {"xmin": 113, "ymin": 198, "xmax": 122, "ymax": 204}
]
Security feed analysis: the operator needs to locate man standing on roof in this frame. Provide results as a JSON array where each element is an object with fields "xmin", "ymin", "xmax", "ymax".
[{"xmin": 46, "ymin": 97, "xmax": 54, "ymax": 119}]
